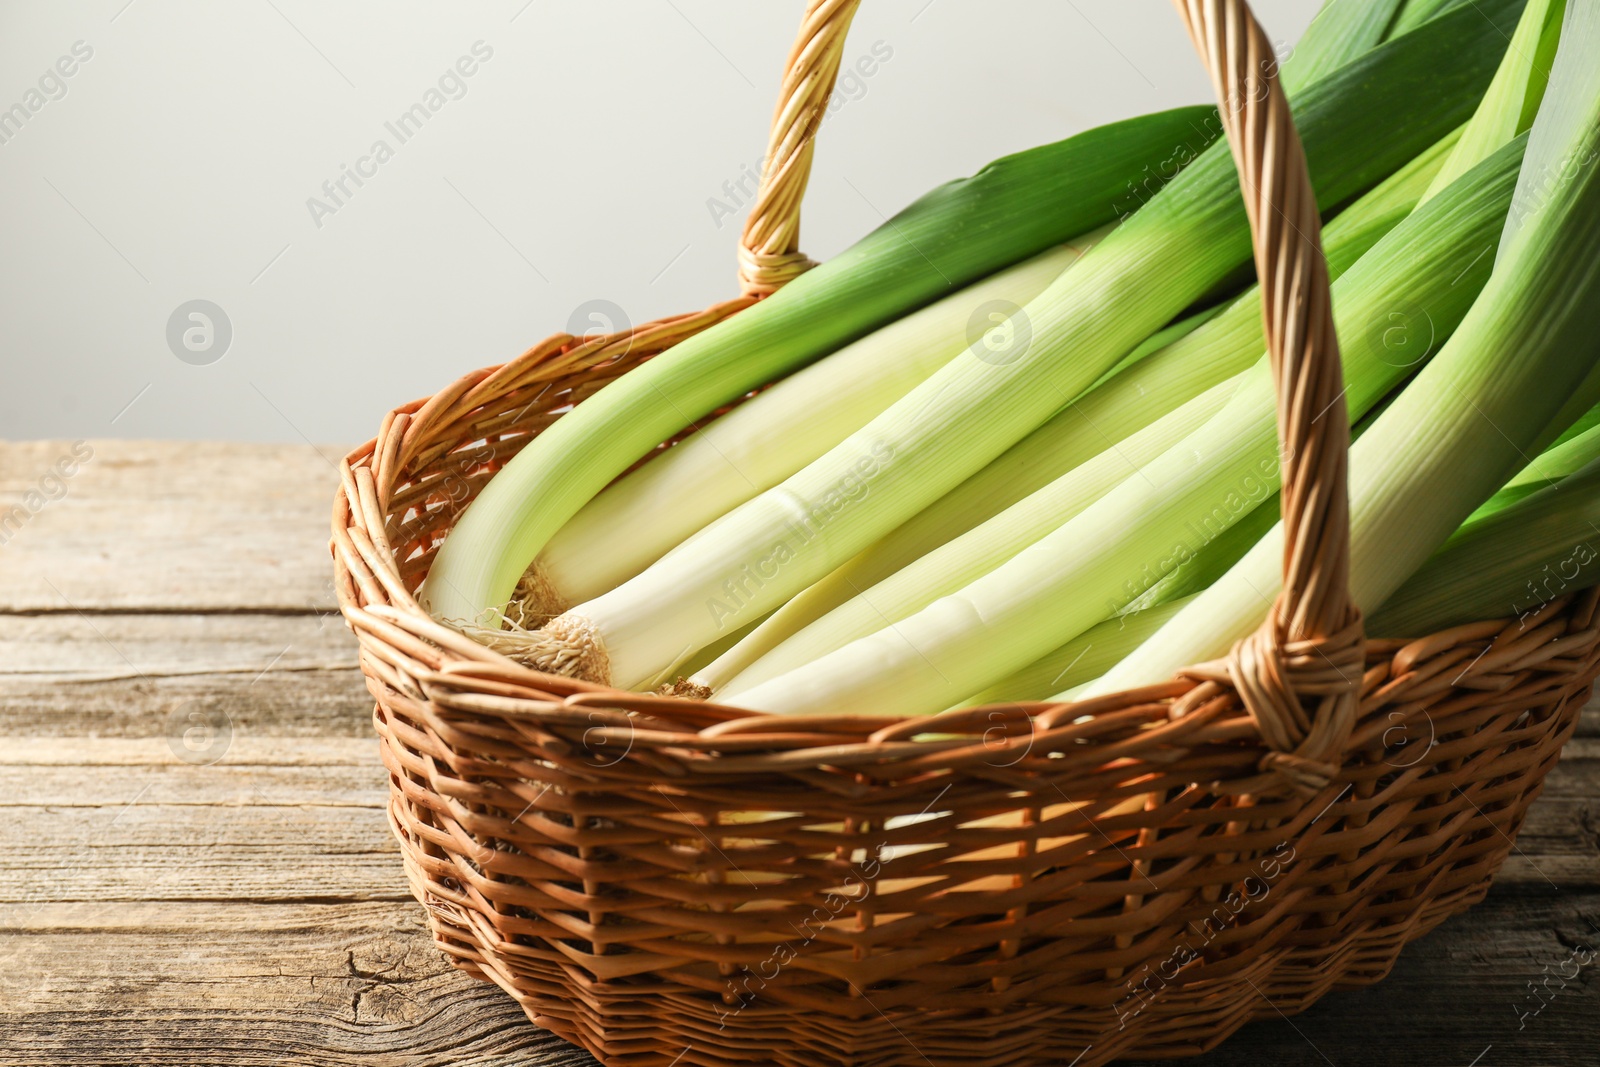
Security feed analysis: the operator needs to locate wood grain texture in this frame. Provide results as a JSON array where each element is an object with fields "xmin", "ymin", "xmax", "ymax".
[
  {"xmin": 0, "ymin": 614, "xmax": 370, "ymax": 737},
  {"xmin": 0, "ymin": 439, "xmax": 347, "ymax": 612},
  {"xmin": 0, "ymin": 441, "xmax": 1595, "ymax": 1066}
]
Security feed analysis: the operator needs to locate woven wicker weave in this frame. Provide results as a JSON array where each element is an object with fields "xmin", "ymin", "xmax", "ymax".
[{"xmin": 330, "ymin": 2, "xmax": 1600, "ymax": 1064}]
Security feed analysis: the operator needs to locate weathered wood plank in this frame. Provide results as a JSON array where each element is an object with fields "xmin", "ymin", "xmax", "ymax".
[
  {"xmin": 0, "ymin": 902, "xmax": 591, "ymax": 1067},
  {"xmin": 0, "ymin": 667, "xmax": 373, "ymax": 738},
  {"xmin": 0, "ymin": 737, "xmax": 379, "ymax": 768},
  {"xmin": 0, "ymin": 614, "xmax": 371, "ymax": 737},
  {"xmin": 0, "ymin": 825, "xmax": 404, "ymax": 905},
  {"xmin": 0, "ymin": 741, "xmax": 385, "ymax": 810},
  {"xmin": 0, "ymin": 440, "xmax": 347, "ymax": 612},
  {"xmin": 1503, "ymin": 800, "xmax": 1600, "ymax": 888},
  {"xmin": 0, "ymin": 892, "xmax": 1593, "ymax": 1067},
  {"xmin": 0, "ymin": 613, "xmax": 357, "ymax": 678},
  {"xmin": 0, "ymin": 763, "xmax": 383, "ymax": 809}
]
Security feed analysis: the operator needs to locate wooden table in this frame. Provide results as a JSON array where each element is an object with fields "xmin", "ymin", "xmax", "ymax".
[{"xmin": 2, "ymin": 439, "xmax": 1595, "ymax": 1066}]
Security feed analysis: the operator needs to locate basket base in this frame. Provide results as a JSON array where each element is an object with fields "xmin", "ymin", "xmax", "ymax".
[
  {"xmin": 431, "ymin": 878, "xmax": 1489, "ymax": 1067},
  {"xmin": 367, "ymin": 658, "xmax": 1595, "ymax": 1067}
]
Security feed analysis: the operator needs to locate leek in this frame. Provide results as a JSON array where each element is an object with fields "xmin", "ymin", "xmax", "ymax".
[
  {"xmin": 421, "ymin": 106, "xmax": 1223, "ymax": 626},
  {"xmin": 713, "ymin": 374, "xmax": 1243, "ymax": 698},
  {"xmin": 731, "ymin": 135, "xmax": 1529, "ymax": 718},
  {"xmin": 532, "ymin": 237, "xmax": 1103, "ymax": 611},
  {"xmin": 1370, "ymin": 457, "xmax": 1600, "ymax": 634},
  {"xmin": 961, "ymin": 597, "xmax": 1194, "ymax": 708},
  {"xmin": 515, "ymin": 8, "xmax": 1519, "ymax": 688},
  {"xmin": 1001, "ymin": 380, "xmax": 1436, "ymax": 708},
  {"xmin": 1390, "ymin": 0, "xmax": 1479, "ymax": 36},
  {"xmin": 1551, "ymin": 397, "xmax": 1600, "ymax": 448},
  {"xmin": 1090, "ymin": 303, "xmax": 1228, "ymax": 390},
  {"xmin": 1472, "ymin": 413, "xmax": 1600, "ymax": 516},
  {"xmin": 1419, "ymin": 0, "xmax": 1562, "ymax": 204},
  {"xmin": 1097, "ymin": 2, "xmax": 1600, "ymax": 691},
  {"xmin": 1282, "ymin": 0, "xmax": 1407, "ymax": 95},
  {"xmin": 971, "ymin": 494, "xmax": 1284, "ymax": 706},
  {"xmin": 1004, "ymin": 425, "xmax": 1600, "ymax": 707},
  {"xmin": 694, "ymin": 127, "xmax": 1461, "ymax": 689},
  {"xmin": 1016, "ymin": 450, "xmax": 1600, "ymax": 704},
  {"xmin": 1025, "ymin": 401, "xmax": 1590, "ymax": 704}
]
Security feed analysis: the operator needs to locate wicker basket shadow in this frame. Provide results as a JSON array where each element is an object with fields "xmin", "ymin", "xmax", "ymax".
[{"xmin": 330, "ymin": 2, "xmax": 1600, "ymax": 1064}]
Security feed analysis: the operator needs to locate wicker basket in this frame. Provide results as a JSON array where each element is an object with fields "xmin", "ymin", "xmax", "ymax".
[{"xmin": 330, "ymin": 2, "xmax": 1600, "ymax": 1064}]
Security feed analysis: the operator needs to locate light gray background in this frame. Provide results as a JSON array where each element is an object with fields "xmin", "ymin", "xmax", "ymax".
[{"xmin": 0, "ymin": 0, "xmax": 1319, "ymax": 444}]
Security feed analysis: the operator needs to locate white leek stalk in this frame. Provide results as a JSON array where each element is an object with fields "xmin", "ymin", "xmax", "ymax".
[
  {"xmin": 693, "ymin": 131, "xmax": 1457, "ymax": 691},
  {"xmin": 960, "ymin": 597, "xmax": 1194, "ymax": 709},
  {"xmin": 1096, "ymin": 3, "xmax": 1600, "ymax": 689},
  {"xmin": 732, "ymin": 136, "xmax": 1528, "ymax": 717},
  {"xmin": 714, "ymin": 374, "xmax": 1241, "ymax": 698},
  {"xmin": 533, "ymin": 237, "xmax": 1102, "ymax": 610}
]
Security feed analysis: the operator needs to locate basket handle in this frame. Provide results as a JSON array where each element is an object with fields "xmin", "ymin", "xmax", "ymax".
[
  {"xmin": 736, "ymin": 0, "xmax": 861, "ymax": 296},
  {"xmin": 1173, "ymin": 0, "xmax": 1363, "ymax": 795},
  {"xmin": 750, "ymin": 0, "xmax": 1361, "ymax": 792}
]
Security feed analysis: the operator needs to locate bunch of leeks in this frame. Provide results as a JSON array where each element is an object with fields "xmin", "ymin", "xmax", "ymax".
[{"xmin": 420, "ymin": 0, "xmax": 1600, "ymax": 719}]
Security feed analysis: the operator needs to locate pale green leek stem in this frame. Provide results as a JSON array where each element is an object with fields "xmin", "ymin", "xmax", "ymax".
[
  {"xmin": 693, "ymin": 130, "xmax": 1459, "ymax": 692},
  {"xmin": 536, "ymin": 237, "xmax": 1102, "ymax": 608},
  {"xmin": 1370, "ymin": 457, "xmax": 1600, "ymax": 635},
  {"xmin": 1419, "ymin": 0, "xmax": 1562, "ymax": 204},
  {"xmin": 958, "ymin": 597, "xmax": 1193, "ymax": 709},
  {"xmin": 713, "ymin": 374, "xmax": 1241, "ymax": 698},
  {"xmin": 1095, "ymin": 7, "xmax": 1600, "ymax": 691},
  {"xmin": 731, "ymin": 136, "xmax": 1526, "ymax": 717}
]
